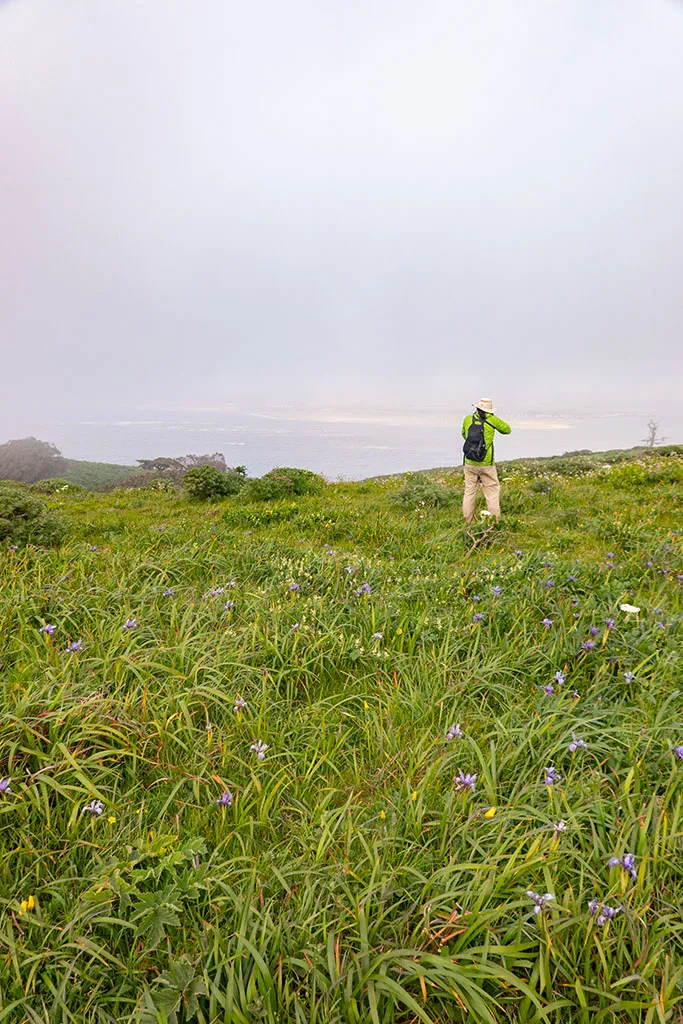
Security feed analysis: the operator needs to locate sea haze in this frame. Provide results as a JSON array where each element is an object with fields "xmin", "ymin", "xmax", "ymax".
[{"xmin": 6, "ymin": 406, "xmax": 680, "ymax": 480}]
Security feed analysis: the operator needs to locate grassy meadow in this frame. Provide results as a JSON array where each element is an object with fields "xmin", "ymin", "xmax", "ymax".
[{"xmin": 1, "ymin": 450, "xmax": 682, "ymax": 1023}]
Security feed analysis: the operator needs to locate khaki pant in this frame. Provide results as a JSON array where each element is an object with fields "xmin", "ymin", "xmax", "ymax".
[{"xmin": 462, "ymin": 464, "xmax": 501, "ymax": 522}]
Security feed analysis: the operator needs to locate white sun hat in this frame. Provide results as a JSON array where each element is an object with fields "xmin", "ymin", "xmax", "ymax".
[{"xmin": 475, "ymin": 398, "xmax": 496, "ymax": 413}]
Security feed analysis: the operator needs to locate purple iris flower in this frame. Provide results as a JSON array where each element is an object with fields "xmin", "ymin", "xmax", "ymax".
[
  {"xmin": 471, "ymin": 594, "xmax": 481, "ymax": 602},
  {"xmin": 82, "ymin": 799, "xmax": 104, "ymax": 816},
  {"xmin": 215, "ymin": 790, "xmax": 233, "ymax": 807},
  {"xmin": 454, "ymin": 769, "xmax": 477, "ymax": 793},
  {"xmin": 554, "ymin": 671, "xmax": 565, "ymax": 686},
  {"xmin": 90, "ymin": 545, "xmax": 98, "ymax": 552},
  {"xmin": 542, "ymin": 618, "xmax": 553, "ymax": 629},
  {"xmin": 356, "ymin": 583, "xmax": 373, "ymax": 596},
  {"xmin": 544, "ymin": 766, "xmax": 561, "ymax": 786},
  {"xmin": 233, "ymin": 696, "xmax": 247, "ymax": 713},
  {"xmin": 0, "ymin": 778, "xmax": 11, "ymax": 794},
  {"xmin": 224, "ymin": 600, "xmax": 235, "ymax": 611},
  {"xmin": 163, "ymin": 587, "xmax": 174, "ymax": 597},
  {"xmin": 543, "ymin": 684, "xmax": 554, "ymax": 697},
  {"xmin": 609, "ymin": 853, "xmax": 637, "ymax": 880},
  {"xmin": 569, "ymin": 732, "xmax": 587, "ymax": 753},
  {"xmin": 289, "ymin": 583, "xmax": 300, "ymax": 592},
  {"xmin": 567, "ymin": 575, "xmax": 576, "ymax": 581},
  {"xmin": 605, "ymin": 618, "xmax": 615, "ymax": 630},
  {"xmin": 597, "ymin": 906, "xmax": 620, "ymax": 925},
  {"xmin": 40, "ymin": 624, "xmax": 56, "ymax": 635},
  {"xmin": 446, "ymin": 724, "xmax": 463, "ymax": 741},
  {"xmin": 589, "ymin": 626, "xmax": 599, "ymax": 636},
  {"xmin": 673, "ymin": 746, "xmax": 683, "ymax": 761},
  {"xmin": 545, "ymin": 580, "xmax": 555, "ymax": 589},
  {"xmin": 123, "ymin": 618, "xmax": 136, "ymax": 631},
  {"xmin": 624, "ymin": 672, "xmax": 635, "ymax": 683},
  {"xmin": 473, "ymin": 612, "xmax": 484, "ymax": 622},
  {"xmin": 492, "ymin": 586, "xmax": 502, "ymax": 597},
  {"xmin": 250, "ymin": 739, "xmax": 269, "ymax": 761},
  {"xmin": 544, "ymin": 561, "xmax": 553, "ymax": 568},
  {"xmin": 589, "ymin": 898, "xmax": 621, "ymax": 925},
  {"xmin": 646, "ymin": 561, "xmax": 653, "ymax": 568},
  {"xmin": 527, "ymin": 890, "xmax": 554, "ymax": 915},
  {"xmin": 622, "ymin": 853, "xmax": 637, "ymax": 874},
  {"xmin": 515, "ymin": 550, "xmax": 523, "ymax": 558},
  {"xmin": 66, "ymin": 640, "xmax": 83, "ymax": 653},
  {"xmin": 582, "ymin": 640, "xmax": 595, "ymax": 651}
]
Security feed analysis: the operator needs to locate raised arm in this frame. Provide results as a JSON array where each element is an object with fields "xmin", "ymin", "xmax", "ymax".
[{"xmin": 488, "ymin": 414, "xmax": 511, "ymax": 435}]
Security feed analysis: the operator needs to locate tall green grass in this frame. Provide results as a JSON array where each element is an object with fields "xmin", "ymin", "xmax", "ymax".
[{"xmin": 0, "ymin": 455, "xmax": 681, "ymax": 1022}]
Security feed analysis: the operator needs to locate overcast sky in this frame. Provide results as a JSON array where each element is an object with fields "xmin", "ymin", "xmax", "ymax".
[{"xmin": 1, "ymin": 0, "xmax": 682, "ymax": 430}]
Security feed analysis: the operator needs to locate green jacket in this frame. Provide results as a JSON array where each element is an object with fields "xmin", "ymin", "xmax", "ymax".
[{"xmin": 461, "ymin": 412, "xmax": 511, "ymax": 466}]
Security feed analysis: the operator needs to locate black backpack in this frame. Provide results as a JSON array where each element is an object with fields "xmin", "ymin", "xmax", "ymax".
[{"xmin": 462, "ymin": 411, "xmax": 488, "ymax": 462}]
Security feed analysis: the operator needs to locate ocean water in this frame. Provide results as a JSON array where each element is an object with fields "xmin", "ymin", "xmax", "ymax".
[{"xmin": 14, "ymin": 407, "xmax": 681, "ymax": 480}]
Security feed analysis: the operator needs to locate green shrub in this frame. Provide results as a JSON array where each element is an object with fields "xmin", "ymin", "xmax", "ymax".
[
  {"xmin": 30, "ymin": 478, "xmax": 87, "ymax": 494},
  {"xmin": 242, "ymin": 467, "xmax": 325, "ymax": 502},
  {"xmin": 597, "ymin": 458, "xmax": 683, "ymax": 489},
  {"xmin": 184, "ymin": 465, "xmax": 245, "ymax": 500},
  {"xmin": 0, "ymin": 486, "xmax": 66, "ymax": 546},
  {"xmin": 391, "ymin": 475, "xmax": 455, "ymax": 509}
]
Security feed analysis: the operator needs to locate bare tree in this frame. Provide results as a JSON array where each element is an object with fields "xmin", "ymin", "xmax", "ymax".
[{"xmin": 641, "ymin": 420, "xmax": 666, "ymax": 449}]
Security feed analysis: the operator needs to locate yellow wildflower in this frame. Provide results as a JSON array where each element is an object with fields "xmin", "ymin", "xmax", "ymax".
[
  {"xmin": 107, "ymin": 815, "xmax": 116, "ymax": 823},
  {"xmin": 484, "ymin": 807, "xmax": 497, "ymax": 819},
  {"xmin": 380, "ymin": 810, "xmax": 386, "ymax": 820}
]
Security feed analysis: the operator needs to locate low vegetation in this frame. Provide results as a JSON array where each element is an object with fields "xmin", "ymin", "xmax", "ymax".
[
  {"xmin": 0, "ymin": 447, "xmax": 681, "ymax": 1022},
  {"xmin": 0, "ymin": 484, "xmax": 66, "ymax": 547}
]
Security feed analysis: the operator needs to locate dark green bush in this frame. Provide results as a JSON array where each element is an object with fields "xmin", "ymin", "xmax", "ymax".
[
  {"xmin": 184, "ymin": 465, "xmax": 245, "ymax": 500},
  {"xmin": 392, "ymin": 475, "xmax": 455, "ymax": 509},
  {"xmin": 0, "ymin": 487, "xmax": 66, "ymax": 546},
  {"xmin": 242, "ymin": 468, "xmax": 325, "ymax": 502},
  {"xmin": 30, "ymin": 478, "xmax": 87, "ymax": 494}
]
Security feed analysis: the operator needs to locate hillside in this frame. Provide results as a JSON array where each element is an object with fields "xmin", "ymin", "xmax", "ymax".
[
  {"xmin": 0, "ymin": 447, "xmax": 681, "ymax": 1022},
  {"xmin": 62, "ymin": 456, "xmax": 137, "ymax": 489},
  {"xmin": 369, "ymin": 442, "xmax": 683, "ymax": 481}
]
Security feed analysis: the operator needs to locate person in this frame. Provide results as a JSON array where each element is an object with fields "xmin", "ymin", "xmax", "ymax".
[{"xmin": 461, "ymin": 398, "xmax": 511, "ymax": 523}]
